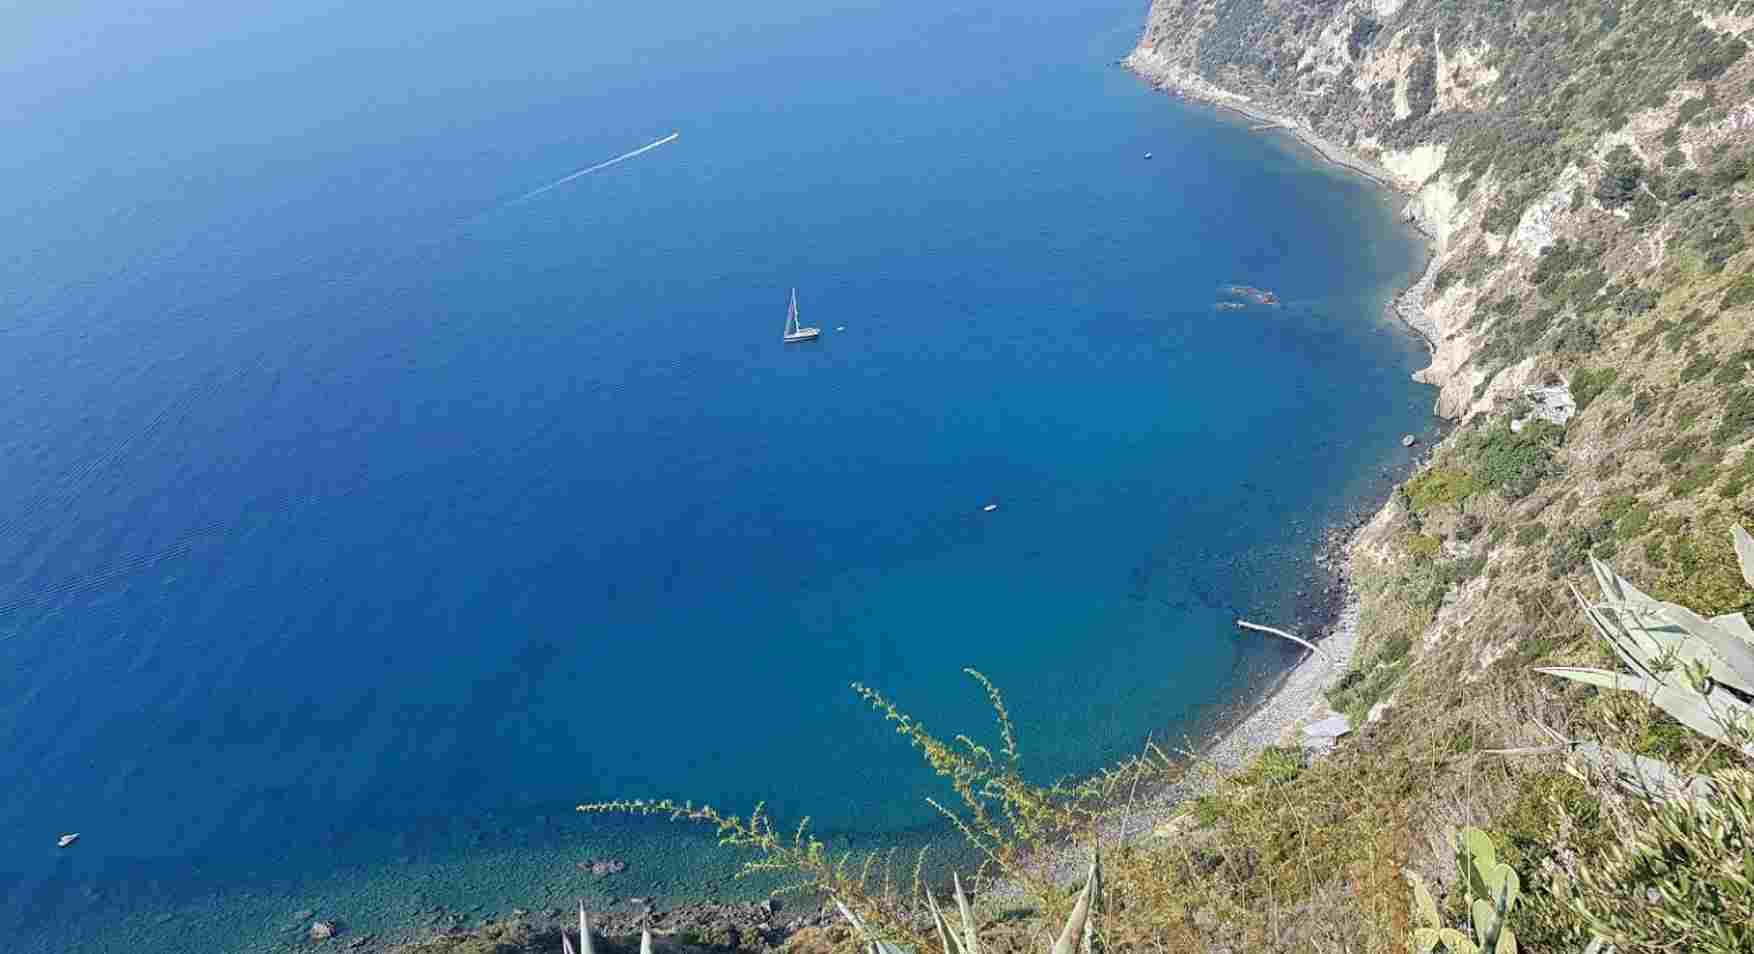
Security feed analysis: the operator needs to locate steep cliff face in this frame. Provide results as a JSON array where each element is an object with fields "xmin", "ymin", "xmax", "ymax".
[
  {"xmin": 1128, "ymin": 0, "xmax": 1754, "ymax": 420},
  {"xmin": 1124, "ymin": 12, "xmax": 1754, "ymax": 944},
  {"xmin": 1127, "ymin": 2, "xmax": 1754, "ymax": 664}
]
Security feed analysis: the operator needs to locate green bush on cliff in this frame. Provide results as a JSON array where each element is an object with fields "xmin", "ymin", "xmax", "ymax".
[
  {"xmin": 1570, "ymin": 367, "xmax": 1618, "ymax": 411},
  {"xmin": 1466, "ymin": 420, "xmax": 1563, "ymax": 500},
  {"xmin": 1572, "ymin": 770, "xmax": 1754, "ymax": 954},
  {"xmin": 1404, "ymin": 468, "xmax": 1480, "ymax": 513},
  {"xmin": 1592, "ymin": 145, "xmax": 1643, "ymax": 208}
]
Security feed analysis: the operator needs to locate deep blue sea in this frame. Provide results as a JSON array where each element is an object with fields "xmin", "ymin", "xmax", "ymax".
[{"xmin": 0, "ymin": 0, "xmax": 1434, "ymax": 949}]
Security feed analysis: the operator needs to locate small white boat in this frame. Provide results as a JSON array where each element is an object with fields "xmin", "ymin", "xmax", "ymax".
[
  {"xmin": 982, "ymin": 503, "xmax": 998, "ymax": 512},
  {"xmin": 782, "ymin": 288, "xmax": 820, "ymax": 343},
  {"xmin": 1143, "ymin": 152, "xmax": 1153, "ymax": 159},
  {"xmin": 57, "ymin": 833, "xmax": 79, "ymax": 848}
]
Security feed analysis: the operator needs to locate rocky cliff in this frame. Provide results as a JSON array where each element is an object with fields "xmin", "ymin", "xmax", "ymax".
[
  {"xmin": 1127, "ymin": 0, "xmax": 1754, "ymax": 659},
  {"xmin": 1123, "ymin": 6, "xmax": 1754, "ymax": 948}
]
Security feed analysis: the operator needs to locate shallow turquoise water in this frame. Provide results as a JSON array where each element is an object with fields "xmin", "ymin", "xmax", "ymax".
[{"xmin": 0, "ymin": 0, "xmax": 1433, "ymax": 948}]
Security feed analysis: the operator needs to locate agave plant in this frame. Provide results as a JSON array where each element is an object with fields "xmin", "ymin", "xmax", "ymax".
[
  {"xmin": 1536, "ymin": 526, "xmax": 1754, "ymax": 758},
  {"xmin": 562, "ymin": 900, "xmax": 653, "ymax": 954},
  {"xmin": 839, "ymin": 852, "xmax": 1102, "ymax": 954}
]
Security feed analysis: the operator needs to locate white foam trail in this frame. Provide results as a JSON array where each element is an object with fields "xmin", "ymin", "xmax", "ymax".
[{"xmin": 513, "ymin": 132, "xmax": 680, "ymax": 203}]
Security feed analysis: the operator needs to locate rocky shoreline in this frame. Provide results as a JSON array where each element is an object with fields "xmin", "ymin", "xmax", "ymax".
[
  {"xmin": 284, "ymin": 894, "xmax": 843, "ymax": 954},
  {"xmin": 1119, "ymin": 49, "xmax": 1442, "ymax": 355}
]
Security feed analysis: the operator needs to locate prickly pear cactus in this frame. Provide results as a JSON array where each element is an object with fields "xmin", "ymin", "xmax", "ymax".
[{"xmin": 1406, "ymin": 828, "xmax": 1520, "ymax": 954}]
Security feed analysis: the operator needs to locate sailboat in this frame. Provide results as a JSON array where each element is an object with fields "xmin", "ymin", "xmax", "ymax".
[{"xmin": 781, "ymin": 288, "xmax": 820, "ymax": 343}]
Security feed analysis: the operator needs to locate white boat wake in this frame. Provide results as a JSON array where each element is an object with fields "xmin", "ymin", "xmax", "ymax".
[{"xmin": 513, "ymin": 131, "xmax": 680, "ymax": 203}]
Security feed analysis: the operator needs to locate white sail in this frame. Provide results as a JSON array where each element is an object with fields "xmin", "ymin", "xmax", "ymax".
[{"xmin": 782, "ymin": 286, "xmax": 820, "ymax": 342}]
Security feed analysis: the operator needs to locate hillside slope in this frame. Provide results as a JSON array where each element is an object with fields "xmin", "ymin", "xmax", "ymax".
[
  {"xmin": 1128, "ymin": 0, "xmax": 1754, "ymax": 713},
  {"xmin": 1115, "ymin": 2, "xmax": 1754, "ymax": 949}
]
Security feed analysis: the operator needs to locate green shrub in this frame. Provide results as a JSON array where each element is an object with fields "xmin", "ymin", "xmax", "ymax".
[
  {"xmin": 1516, "ymin": 524, "xmax": 1550, "ymax": 547},
  {"xmin": 1614, "ymin": 502, "xmax": 1653, "ymax": 539},
  {"xmin": 1573, "ymin": 770, "xmax": 1754, "ymax": 954},
  {"xmin": 1716, "ymin": 388, "xmax": 1754, "ymax": 445},
  {"xmin": 1469, "ymin": 420, "xmax": 1564, "ymax": 500},
  {"xmin": 1721, "ymin": 274, "xmax": 1754, "ymax": 310},
  {"xmin": 1571, "ymin": 367, "xmax": 1619, "ymax": 411},
  {"xmin": 1681, "ymin": 353, "xmax": 1721, "ymax": 383},
  {"xmin": 1593, "ymin": 145, "xmax": 1644, "ymax": 208},
  {"xmin": 1404, "ymin": 468, "xmax": 1480, "ymax": 512},
  {"xmin": 1406, "ymin": 533, "xmax": 1443, "ymax": 560},
  {"xmin": 1547, "ymin": 518, "xmax": 1613, "ymax": 578},
  {"xmin": 1715, "ymin": 350, "xmax": 1754, "ymax": 386},
  {"xmin": 1676, "ymin": 96, "xmax": 1710, "ymax": 126}
]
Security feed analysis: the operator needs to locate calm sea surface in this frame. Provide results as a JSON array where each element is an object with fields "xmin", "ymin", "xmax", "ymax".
[{"xmin": 0, "ymin": 0, "xmax": 1433, "ymax": 948}]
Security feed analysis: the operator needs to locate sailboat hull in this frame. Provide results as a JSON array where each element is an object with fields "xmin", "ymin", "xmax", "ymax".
[{"xmin": 783, "ymin": 328, "xmax": 821, "ymax": 342}]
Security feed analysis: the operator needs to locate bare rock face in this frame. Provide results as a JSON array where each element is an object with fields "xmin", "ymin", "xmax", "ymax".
[{"xmin": 309, "ymin": 919, "xmax": 338, "ymax": 942}]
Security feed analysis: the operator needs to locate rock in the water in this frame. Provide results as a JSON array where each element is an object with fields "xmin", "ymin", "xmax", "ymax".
[
  {"xmin": 582, "ymin": 857, "xmax": 628, "ymax": 877},
  {"xmin": 1401, "ymin": 434, "xmax": 1417, "ymax": 447},
  {"xmin": 310, "ymin": 920, "xmax": 338, "ymax": 942}
]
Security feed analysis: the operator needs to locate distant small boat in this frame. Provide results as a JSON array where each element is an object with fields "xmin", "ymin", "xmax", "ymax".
[
  {"xmin": 782, "ymin": 288, "xmax": 820, "ymax": 343},
  {"xmin": 57, "ymin": 833, "xmax": 79, "ymax": 848},
  {"xmin": 1143, "ymin": 152, "xmax": 1153, "ymax": 159},
  {"xmin": 982, "ymin": 503, "xmax": 998, "ymax": 512}
]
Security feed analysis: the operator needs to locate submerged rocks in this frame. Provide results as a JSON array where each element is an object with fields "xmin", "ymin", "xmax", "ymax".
[
  {"xmin": 309, "ymin": 919, "xmax": 339, "ymax": 942},
  {"xmin": 579, "ymin": 857, "xmax": 627, "ymax": 877}
]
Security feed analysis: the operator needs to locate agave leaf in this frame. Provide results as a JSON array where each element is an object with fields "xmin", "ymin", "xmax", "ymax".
[
  {"xmin": 1574, "ymin": 585, "xmax": 1666, "ymax": 677},
  {"xmin": 835, "ymin": 900, "xmax": 909, "ymax": 954},
  {"xmin": 1050, "ymin": 861, "xmax": 1098, "ymax": 954},
  {"xmin": 1535, "ymin": 666, "xmax": 1635, "ymax": 690},
  {"xmin": 641, "ymin": 927, "xmax": 654, "ymax": 954},
  {"xmin": 1412, "ymin": 927, "xmax": 1443, "ymax": 954},
  {"xmin": 1713, "ymin": 612, "xmax": 1754, "ymax": 645},
  {"xmin": 1495, "ymin": 926, "xmax": 1518, "ymax": 954},
  {"xmin": 563, "ymin": 935, "xmax": 576, "ymax": 954},
  {"xmin": 1589, "ymin": 556, "xmax": 1626, "ymax": 605},
  {"xmin": 1543, "ymin": 667, "xmax": 1752, "ymax": 747},
  {"xmin": 1653, "ymin": 602, "xmax": 1754, "ymax": 691},
  {"xmin": 925, "ymin": 888, "xmax": 957, "ymax": 954},
  {"xmin": 1084, "ymin": 850, "xmax": 1103, "ymax": 954},
  {"xmin": 577, "ymin": 902, "xmax": 597, "ymax": 954},
  {"xmin": 1406, "ymin": 871, "xmax": 1441, "ymax": 929},
  {"xmin": 952, "ymin": 872, "xmax": 980, "ymax": 954},
  {"xmin": 1734, "ymin": 525, "xmax": 1754, "ymax": 589}
]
